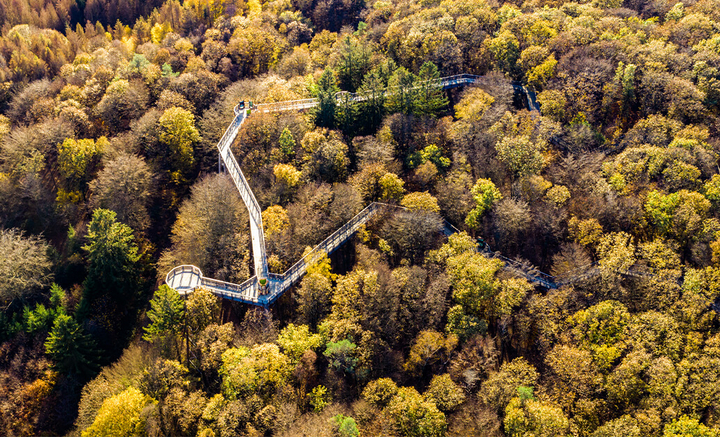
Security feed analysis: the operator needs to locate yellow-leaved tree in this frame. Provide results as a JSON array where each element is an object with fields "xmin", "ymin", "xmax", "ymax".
[
  {"xmin": 455, "ymin": 88, "xmax": 495, "ymax": 122},
  {"xmin": 158, "ymin": 106, "xmax": 200, "ymax": 182},
  {"xmin": 81, "ymin": 387, "xmax": 153, "ymax": 437}
]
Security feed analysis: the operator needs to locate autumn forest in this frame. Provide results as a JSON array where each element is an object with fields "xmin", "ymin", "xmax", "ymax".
[{"xmin": 0, "ymin": 0, "xmax": 720, "ymax": 435}]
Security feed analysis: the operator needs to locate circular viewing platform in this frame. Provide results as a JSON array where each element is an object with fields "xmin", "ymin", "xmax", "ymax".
[{"xmin": 165, "ymin": 265, "xmax": 203, "ymax": 294}]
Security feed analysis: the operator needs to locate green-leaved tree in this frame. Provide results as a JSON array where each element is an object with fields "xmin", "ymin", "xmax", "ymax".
[
  {"xmin": 143, "ymin": 285, "xmax": 185, "ymax": 359},
  {"xmin": 45, "ymin": 314, "xmax": 98, "ymax": 378},
  {"xmin": 314, "ymin": 68, "xmax": 339, "ymax": 128}
]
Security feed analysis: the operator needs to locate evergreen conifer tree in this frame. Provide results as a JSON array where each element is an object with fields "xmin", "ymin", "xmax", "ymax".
[
  {"xmin": 314, "ymin": 68, "xmax": 339, "ymax": 128},
  {"xmin": 143, "ymin": 285, "xmax": 185, "ymax": 358},
  {"xmin": 45, "ymin": 314, "xmax": 98, "ymax": 378},
  {"xmin": 416, "ymin": 62, "xmax": 448, "ymax": 116}
]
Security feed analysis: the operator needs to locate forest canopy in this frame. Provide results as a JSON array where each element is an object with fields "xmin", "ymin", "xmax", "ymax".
[{"xmin": 1, "ymin": 0, "xmax": 720, "ymax": 436}]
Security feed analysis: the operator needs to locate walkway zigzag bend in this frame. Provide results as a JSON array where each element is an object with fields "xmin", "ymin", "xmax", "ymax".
[{"xmin": 165, "ymin": 75, "xmax": 548, "ymax": 307}]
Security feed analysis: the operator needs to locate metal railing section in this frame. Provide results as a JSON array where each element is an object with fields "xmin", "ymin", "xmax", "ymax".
[
  {"xmin": 164, "ymin": 200, "xmax": 606, "ymax": 306},
  {"xmin": 255, "ymin": 98, "xmax": 319, "ymax": 113},
  {"xmin": 201, "ymin": 275, "xmax": 258, "ymax": 301},
  {"xmin": 265, "ymin": 202, "xmax": 382, "ymax": 303},
  {"xmin": 166, "ymin": 264, "xmax": 202, "ymax": 279},
  {"xmin": 218, "ymin": 111, "xmax": 245, "ymax": 153},
  {"xmin": 221, "ymin": 148, "xmax": 263, "ymax": 226},
  {"xmin": 164, "ymin": 265, "xmax": 262, "ymax": 304}
]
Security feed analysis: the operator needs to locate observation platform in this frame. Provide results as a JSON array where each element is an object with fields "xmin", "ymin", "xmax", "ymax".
[{"xmin": 165, "ymin": 265, "xmax": 202, "ymax": 294}]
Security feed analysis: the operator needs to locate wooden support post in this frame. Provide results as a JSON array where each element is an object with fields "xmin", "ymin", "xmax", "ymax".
[{"xmin": 184, "ymin": 292, "xmax": 189, "ymax": 368}]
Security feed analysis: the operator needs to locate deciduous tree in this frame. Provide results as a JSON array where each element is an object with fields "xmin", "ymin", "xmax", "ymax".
[
  {"xmin": 277, "ymin": 324, "xmax": 324, "ymax": 362},
  {"xmin": 0, "ymin": 228, "xmax": 53, "ymax": 305},
  {"xmin": 480, "ymin": 358, "xmax": 538, "ymax": 412},
  {"xmin": 495, "ymin": 135, "xmax": 546, "ymax": 177},
  {"xmin": 424, "ymin": 374, "xmax": 465, "ymax": 413},
  {"xmin": 89, "ymin": 154, "xmax": 152, "ymax": 232},
  {"xmin": 158, "ymin": 106, "xmax": 201, "ymax": 181},
  {"xmin": 385, "ymin": 386, "xmax": 447, "ymax": 437},
  {"xmin": 158, "ymin": 175, "xmax": 250, "ymax": 284},
  {"xmin": 404, "ymin": 330, "xmax": 458, "ymax": 376},
  {"xmin": 81, "ymin": 387, "xmax": 153, "ymax": 437},
  {"xmin": 220, "ymin": 344, "xmax": 293, "ymax": 400},
  {"xmin": 57, "ymin": 137, "xmax": 107, "ymax": 190},
  {"xmin": 504, "ymin": 394, "xmax": 570, "ymax": 437},
  {"xmin": 95, "ymin": 79, "xmax": 149, "ymax": 134}
]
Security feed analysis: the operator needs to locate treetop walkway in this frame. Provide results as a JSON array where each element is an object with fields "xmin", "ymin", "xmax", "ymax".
[{"xmin": 164, "ymin": 74, "xmax": 621, "ymax": 308}]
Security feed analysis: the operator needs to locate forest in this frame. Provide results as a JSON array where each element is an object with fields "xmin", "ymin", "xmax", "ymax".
[{"xmin": 1, "ymin": 0, "xmax": 720, "ymax": 435}]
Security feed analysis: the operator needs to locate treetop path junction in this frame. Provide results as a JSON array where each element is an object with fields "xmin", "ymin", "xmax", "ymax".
[{"xmin": 165, "ymin": 75, "xmax": 546, "ymax": 307}]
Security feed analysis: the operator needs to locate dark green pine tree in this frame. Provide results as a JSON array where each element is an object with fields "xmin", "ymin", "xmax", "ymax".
[
  {"xmin": 335, "ymin": 90, "xmax": 359, "ymax": 138},
  {"xmin": 81, "ymin": 208, "xmax": 142, "ymax": 355},
  {"xmin": 45, "ymin": 314, "xmax": 99, "ymax": 378},
  {"xmin": 83, "ymin": 208, "xmax": 140, "ymax": 301},
  {"xmin": 356, "ymin": 59, "xmax": 396, "ymax": 134},
  {"xmin": 336, "ymin": 35, "xmax": 370, "ymax": 92},
  {"xmin": 357, "ymin": 71, "xmax": 387, "ymax": 134},
  {"xmin": 416, "ymin": 62, "xmax": 448, "ymax": 116},
  {"xmin": 143, "ymin": 285, "xmax": 185, "ymax": 359},
  {"xmin": 313, "ymin": 68, "xmax": 339, "ymax": 128},
  {"xmin": 385, "ymin": 67, "xmax": 419, "ymax": 116},
  {"xmin": 278, "ymin": 127, "xmax": 296, "ymax": 159}
]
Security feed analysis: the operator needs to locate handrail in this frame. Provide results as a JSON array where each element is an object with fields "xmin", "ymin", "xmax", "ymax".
[{"xmin": 272, "ymin": 202, "xmax": 381, "ymax": 292}]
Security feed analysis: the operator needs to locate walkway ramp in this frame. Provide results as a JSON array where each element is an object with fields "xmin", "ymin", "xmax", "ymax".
[{"xmin": 217, "ymin": 112, "xmax": 269, "ymax": 281}]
